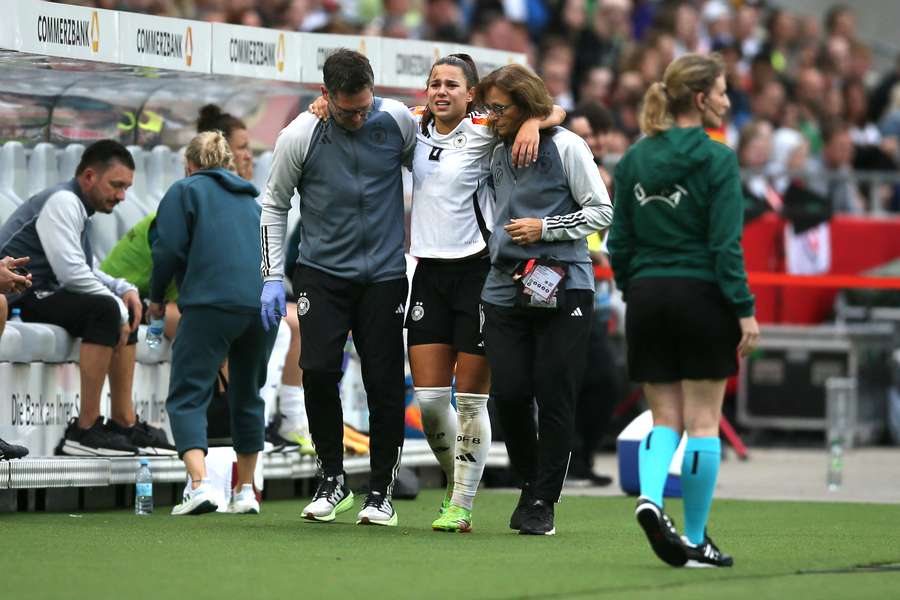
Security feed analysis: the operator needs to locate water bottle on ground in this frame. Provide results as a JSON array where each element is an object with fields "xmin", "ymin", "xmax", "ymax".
[
  {"xmin": 825, "ymin": 378, "xmax": 854, "ymax": 492},
  {"xmin": 135, "ymin": 459, "xmax": 153, "ymax": 515},
  {"xmin": 9, "ymin": 308, "xmax": 22, "ymax": 322},
  {"xmin": 145, "ymin": 317, "xmax": 165, "ymax": 349}
]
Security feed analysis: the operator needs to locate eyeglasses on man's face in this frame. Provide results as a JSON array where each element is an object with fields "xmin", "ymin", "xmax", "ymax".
[{"xmin": 329, "ymin": 98, "xmax": 373, "ymax": 120}]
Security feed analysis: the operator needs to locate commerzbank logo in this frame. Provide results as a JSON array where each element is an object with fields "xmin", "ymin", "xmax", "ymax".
[
  {"xmin": 276, "ymin": 33, "xmax": 285, "ymax": 72},
  {"xmin": 184, "ymin": 26, "xmax": 193, "ymax": 67},
  {"xmin": 90, "ymin": 11, "xmax": 100, "ymax": 53}
]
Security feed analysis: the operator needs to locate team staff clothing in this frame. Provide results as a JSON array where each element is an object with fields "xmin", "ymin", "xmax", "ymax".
[
  {"xmin": 482, "ymin": 127, "xmax": 613, "ymax": 306},
  {"xmin": 406, "ymin": 257, "xmax": 490, "ymax": 355},
  {"xmin": 606, "ymin": 126, "xmax": 755, "ymax": 318},
  {"xmin": 409, "ymin": 109, "xmax": 494, "ymax": 259},
  {"xmin": 482, "ymin": 290, "xmax": 594, "ymax": 502},
  {"xmin": 259, "ymin": 97, "xmax": 417, "ymax": 284},
  {"xmin": 625, "ymin": 278, "xmax": 742, "ymax": 381},
  {"xmin": 0, "ymin": 179, "xmax": 137, "ymax": 323},
  {"xmin": 16, "ymin": 290, "xmax": 139, "ymax": 347},
  {"xmin": 293, "ymin": 264, "xmax": 407, "ymax": 495},
  {"xmin": 150, "ymin": 167, "xmax": 275, "ymax": 457}
]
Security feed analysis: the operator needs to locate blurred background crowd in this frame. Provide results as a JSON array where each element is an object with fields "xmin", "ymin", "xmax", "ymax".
[{"xmin": 55, "ymin": 0, "xmax": 900, "ymax": 213}]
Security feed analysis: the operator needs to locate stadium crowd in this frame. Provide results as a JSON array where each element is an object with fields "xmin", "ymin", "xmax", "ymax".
[{"xmin": 58, "ymin": 0, "xmax": 900, "ymax": 213}]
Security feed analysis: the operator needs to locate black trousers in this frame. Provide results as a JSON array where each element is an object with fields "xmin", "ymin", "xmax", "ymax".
[
  {"xmin": 293, "ymin": 264, "xmax": 408, "ymax": 495},
  {"xmin": 15, "ymin": 289, "xmax": 137, "ymax": 347},
  {"xmin": 482, "ymin": 290, "xmax": 593, "ymax": 502}
]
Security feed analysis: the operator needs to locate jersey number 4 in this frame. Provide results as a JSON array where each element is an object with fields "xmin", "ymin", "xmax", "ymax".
[{"xmin": 429, "ymin": 147, "xmax": 444, "ymax": 161}]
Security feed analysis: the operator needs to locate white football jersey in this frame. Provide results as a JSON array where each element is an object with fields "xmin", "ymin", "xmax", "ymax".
[{"xmin": 409, "ymin": 108, "xmax": 497, "ymax": 259}]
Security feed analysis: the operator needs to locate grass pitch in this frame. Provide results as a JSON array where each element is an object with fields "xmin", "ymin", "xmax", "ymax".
[{"xmin": 3, "ymin": 489, "xmax": 899, "ymax": 600}]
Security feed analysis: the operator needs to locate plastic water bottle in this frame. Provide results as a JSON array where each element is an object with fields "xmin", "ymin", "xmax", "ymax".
[
  {"xmin": 827, "ymin": 437, "xmax": 843, "ymax": 491},
  {"xmin": 135, "ymin": 459, "xmax": 153, "ymax": 515},
  {"xmin": 9, "ymin": 308, "xmax": 22, "ymax": 322},
  {"xmin": 145, "ymin": 317, "xmax": 165, "ymax": 349}
]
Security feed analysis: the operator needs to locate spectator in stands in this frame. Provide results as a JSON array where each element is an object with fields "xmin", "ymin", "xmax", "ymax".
[
  {"xmin": 810, "ymin": 119, "xmax": 863, "ymax": 213},
  {"xmin": 260, "ymin": 49, "xmax": 415, "ymax": 527},
  {"xmin": 150, "ymin": 131, "xmax": 275, "ymax": 515},
  {"xmin": 739, "ymin": 120, "xmax": 781, "ymax": 219},
  {"xmin": 0, "ymin": 140, "xmax": 174, "ymax": 457},
  {"xmin": 609, "ymin": 53, "xmax": 758, "ymax": 568},
  {"xmin": 476, "ymin": 64, "xmax": 612, "ymax": 535}
]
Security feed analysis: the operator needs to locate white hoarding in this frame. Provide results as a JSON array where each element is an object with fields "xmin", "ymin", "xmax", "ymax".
[
  {"xmin": 211, "ymin": 23, "xmax": 300, "ymax": 81},
  {"xmin": 14, "ymin": 0, "xmax": 119, "ymax": 63},
  {"xmin": 299, "ymin": 33, "xmax": 382, "ymax": 85},
  {"xmin": 119, "ymin": 12, "xmax": 210, "ymax": 73},
  {"xmin": 380, "ymin": 38, "xmax": 455, "ymax": 89}
]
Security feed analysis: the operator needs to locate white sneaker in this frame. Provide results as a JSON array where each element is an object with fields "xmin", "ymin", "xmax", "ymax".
[
  {"xmin": 356, "ymin": 491, "xmax": 398, "ymax": 526},
  {"xmin": 171, "ymin": 482, "xmax": 218, "ymax": 516},
  {"xmin": 302, "ymin": 475, "xmax": 354, "ymax": 522},
  {"xmin": 228, "ymin": 484, "xmax": 260, "ymax": 514}
]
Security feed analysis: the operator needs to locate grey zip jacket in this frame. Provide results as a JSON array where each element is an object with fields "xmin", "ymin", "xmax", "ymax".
[
  {"xmin": 260, "ymin": 97, "xmax": 416, "ymax": 283},
  {"xmin": 482, "ymin": 127, "xmax": 614, "ymax": 306}
]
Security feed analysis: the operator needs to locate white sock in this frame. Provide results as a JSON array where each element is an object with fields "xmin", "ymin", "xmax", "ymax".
[
  {"xmin": 452, "ymin": 393, "xmax": 491, "ymax": 511},
  {"xmin": 415, "ymin": 387, "xmax": 456, "ymax": 483},
  {"xmin": 279, "ymin": 384, "xmax": 307, "ymax": 428}
]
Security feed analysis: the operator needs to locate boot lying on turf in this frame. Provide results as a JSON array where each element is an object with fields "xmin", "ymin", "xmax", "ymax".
[
  {"xmin": 683, "ymin": 533, "xmax": 734, "ymax": 568},
  {"xmin": 635, "ymin": 498, "xmax": 688, "ymax": 567}
]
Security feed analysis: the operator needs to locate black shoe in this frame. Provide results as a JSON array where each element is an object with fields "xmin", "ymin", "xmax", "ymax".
[
  {"xmin": 684, "ymin": 533, "xmax": 734, "ymax": 568},
  {"xmin": 265, "ymin": 413, "xmax": 297, "ymax": 451},
  {"xmin": 635, "ymin": 498, "xmax": 688, "ymax": 567},
  {"xmin": 107, "ymin": 418, "xmax": 177, "ymax": 456},
  {"xmin": 509, "ymin": 485, "xmax": 533, "ymax": 530},
  {"xmin": 57, "ymin": 417, "xmax": 138, "ymax": 457},
  {"xmin": 0, "ymin": 437, "xmax": 28, "ymax": 460},
  {"xmin": 519, "ymin": 499, "xmax": 556, "ymax": 536}
]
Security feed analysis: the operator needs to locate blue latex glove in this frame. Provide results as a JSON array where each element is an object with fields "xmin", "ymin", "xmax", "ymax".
[{"xmin": 260, "ymin": 280, "xmax": 286, "ymax": 331}]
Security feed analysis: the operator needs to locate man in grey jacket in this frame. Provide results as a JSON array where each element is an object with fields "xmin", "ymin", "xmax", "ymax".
[
  {"xmin": 0, "ymin": 140, "xmax": 174, "ymax": 457},
  {"xmin": 260, "ymin": 49, "xmax": 416, "ymax": 526}
]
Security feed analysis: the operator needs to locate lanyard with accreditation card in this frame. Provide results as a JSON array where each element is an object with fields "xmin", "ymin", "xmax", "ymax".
[{"xmin": 513, "ymin": 258, "xmax": 567, "ymax": 310}]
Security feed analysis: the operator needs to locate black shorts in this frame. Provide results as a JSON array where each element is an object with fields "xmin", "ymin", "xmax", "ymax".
[
  {"xmin": 405, "ymin": 257, "xmax": 490, "ymax": 356},
  {"xmin": 625, "ymin": 278, "xmax": 741, "ymax": 382},
  {"xmin": 14, "ymin": 289, "xmax": 139, "ymax": 347}
]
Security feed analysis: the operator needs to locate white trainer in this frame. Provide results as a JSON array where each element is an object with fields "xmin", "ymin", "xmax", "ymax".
[
  {"xmin": 356, "ymin": 491, "xmax": 398, "ymax": 526},
  {"xmin": 228, "ymin": 484, "xmax": 260, "ymax": 514},
  {"xmin": 302, "ymin": 475, "xmax": 354, "ymax": 522},
  {"xmin": 171, "ymin": 481, "xmax": 218, "ymax": 516}
]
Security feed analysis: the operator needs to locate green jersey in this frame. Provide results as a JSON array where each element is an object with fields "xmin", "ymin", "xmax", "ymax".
[
  {"xmin": 607, "ymin": 127, "xmax": 754, "ymax": 318},
  {"xmin": 100, "ymin": 213, "xmax": 178, "ymax": 302}
]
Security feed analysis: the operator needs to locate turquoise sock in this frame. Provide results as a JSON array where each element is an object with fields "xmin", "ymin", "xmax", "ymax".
[
  {"xmin": 681, "ymin": 437, "xmax": 721, "ymax": 545},
  {"xmin": 637, "ymin": 426, "xmax": 681, "ymax": 507}
]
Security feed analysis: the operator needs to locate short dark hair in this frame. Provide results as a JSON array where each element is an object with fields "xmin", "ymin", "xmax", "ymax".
[
  {"xmin": 197, "ymin": 104, "xmax": 246, "ymax": 140},
  {"xmin": 323, "ymin": 49, "xmax": 374, "ymax": 96},
  {"xmin": 75, "ymin": 140, "xmax": 135, "ymax": 176},
  {"xmin": 576, "ymin": 101, "xmax": 613, "ymax": 134}
]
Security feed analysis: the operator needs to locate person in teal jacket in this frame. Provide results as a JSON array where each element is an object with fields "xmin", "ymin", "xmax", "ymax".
[
  {"xmin": 149, "ymin": 131, "xmax": 276, "ymax": 516},
  {"xmin": 607, "ymin": 53, "xmax": 760, "ymax": 569}
]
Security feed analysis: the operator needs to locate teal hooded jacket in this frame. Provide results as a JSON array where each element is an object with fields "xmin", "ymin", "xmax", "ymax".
[{"xmin": 150, "ymin": 168, "xmax": 262, "ymax": 313}]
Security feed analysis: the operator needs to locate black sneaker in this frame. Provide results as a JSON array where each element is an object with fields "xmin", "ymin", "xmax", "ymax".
[
  {"xmin": 509, "ymin": 485, "xmax": 533, "ymax": 530},
  {"xmin": 519, "ymin": 499, "xmax": 556, "ymax": 536},
  {"xmin": 0, "ymin": 437, "xmax": 28, "ymax": 460},
  {"xmin": 683, "ymin": 533, "xmax": 734, "ymax": 568},
  {"xmin": 635, "ymin": 498, "xmax": 688, "ymax": 567},
  {"xmin": 107, "ymin": 418, "xmax": 177, "ymax": 456},
  {"xmin": 265, "ymin": 413, "xmax": 297, "ymax": 452},
  {"xmin": 57, "ymin": 417, "xmax": 138, "ymax": 457}
]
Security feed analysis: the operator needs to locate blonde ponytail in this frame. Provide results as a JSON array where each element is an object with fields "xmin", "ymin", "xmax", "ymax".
[
  {"xmin": 185, "ymin": 130, "xmax": 234, "ymax": 171},
  {"xmin": 638, "ymin": 53, "xmax": 725, "ymax": 136},
  {"xmin": 638, "ymin": 82, "xmax": 672, "ymax": 136}
]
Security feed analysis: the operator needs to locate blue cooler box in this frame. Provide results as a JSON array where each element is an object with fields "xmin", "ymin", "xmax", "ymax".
[{"xmin": 617, "ymin": 410, "xmax": 686, "ymax": 498}]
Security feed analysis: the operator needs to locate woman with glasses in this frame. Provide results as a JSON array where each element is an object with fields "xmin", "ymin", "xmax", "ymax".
[
  {"xmin": 607, "ymin": 53, "xmax": 759, "ymax": 568},
  {"xmin": 475, "ymin": 64, "xmax": 612, "ymax": 536},
  {"xmin": 309, "ymin": 55, "xmax": 564, "ymax": 533}
]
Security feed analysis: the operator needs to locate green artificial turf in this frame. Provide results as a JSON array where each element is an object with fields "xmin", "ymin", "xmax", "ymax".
[{"xmin": 3, "ymin": 490, "xmax": 899, "ymax": 600}]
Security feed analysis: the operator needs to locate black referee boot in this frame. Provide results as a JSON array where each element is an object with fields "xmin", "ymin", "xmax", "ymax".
[
  {"xmin": 683, "ymin": 533, "xmax": 733, "ymax": 568},
  {"xmin": 635, "ymin": 498, "xmax": 688, "ymax": 567},
  {"xmin": 519, "ymin": 499, "xmax": 556, "ymax": 536}
]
